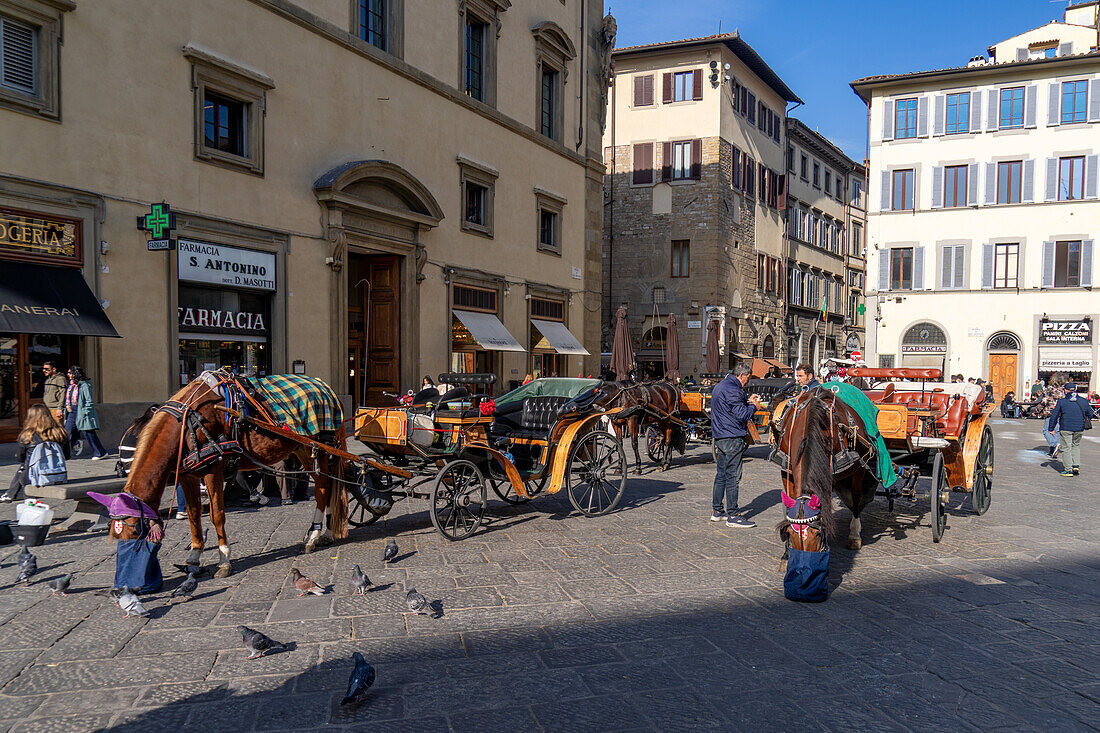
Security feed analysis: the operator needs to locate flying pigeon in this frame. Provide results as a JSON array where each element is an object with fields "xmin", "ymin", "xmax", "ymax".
[
  {"xmin": 405, "ymin": 588, "xmax": 433, "ymax": 616},
  {"xmin": 17, "ymin": 546, "xmax": 37, "ymax": 584},
  {"xmin": 351, "ymin": 565, "xmax": 372, "ymax": 595},
  {"xmin": 383, "ymin": 538, "xmax": 398, "ymax": 564},
  {"xmin": 171, "ymin": 572, "xmax": 199, "ymax": 601},
  {"xmin": 236, "ymin": 625, "xmax": 284, "ymax": 659},
  {"xmin": 341, "ymin": 652, "xmax": 376, "ymax": 705},
  {"xmin": 290, "ymin": 568, "xmax": 326, "ymax": 597},
  {"xmin": 114, "ymin": 587, "xmax": 149, "ymax": 618},
  {"xmin": 47, "ymin": 574, "xmax": 71, "ymax": 596}
]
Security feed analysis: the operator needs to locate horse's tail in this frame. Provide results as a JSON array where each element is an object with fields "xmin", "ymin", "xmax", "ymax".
[
  {"xmin": 791, "ymin": 392, "xmax": 836, "ymax": 538},
  {"xmin": 329, "ymin": 430, "xmax": 350, "ymax": 540}
]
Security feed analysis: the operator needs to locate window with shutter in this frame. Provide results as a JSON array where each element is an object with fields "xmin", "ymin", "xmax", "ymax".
[
  {"xmin": 0, "ymin": 15, "xmax": 36, "ymax": 94},
  {"xmin": 993, "ymin": 243, "xmax": 1018, "ymax": 288},
  {"xmin": 632, "ymin": 74, "xmax": 654, "ymax": 107},
  {"xmin": 632, "ymin": 143, "xmax": 653, "ymax": 185},
  {"xmin": 0, "ymin": 3, "xmax": 66, "ymax": 121},
  {"xmin": 691, "ymin": 68, "xmax": 702, "ymax": 100},
  {"xmin": 662, "ymin": 73, "xmax": 672, "ymax": 103}
]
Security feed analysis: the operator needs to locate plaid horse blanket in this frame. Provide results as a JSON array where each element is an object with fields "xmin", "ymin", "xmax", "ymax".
[{"xmin": 247, "ymin": 375, "xmax": 343, "ymax": 436}]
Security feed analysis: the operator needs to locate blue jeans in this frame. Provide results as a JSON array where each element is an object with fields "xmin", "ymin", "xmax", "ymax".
[
  {"xmin": 63, "ymin": 411, "xmax": 107, "ymax": 457},
  {"xmin": 175, "ymin": 484, "xmax": 186, "ymax": 512},
  {"xmin": 712, "ymin": 437, "xmax": 747, "ymax": 516},
  {"xmin": 1043, "ymin": 422, "xmax": 1060, "ymax": 449}
]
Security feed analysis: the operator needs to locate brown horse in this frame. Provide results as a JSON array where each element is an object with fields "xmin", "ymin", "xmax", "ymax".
[
  {"xmin": 774, "ymin": 388, "xmax": 877, "ymax": 553},
  {"xmin": 121, "ymin": 374, "xmax": 348, "ymax": 577},
  {"xmin": 598, "ymin": 380, "xmax": 685, "ymax": 473}
]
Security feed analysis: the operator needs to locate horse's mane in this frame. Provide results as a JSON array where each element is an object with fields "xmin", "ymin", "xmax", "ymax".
[{"xmin": 789, "ymin": 391, "xmax": 836, "ymax": 537}]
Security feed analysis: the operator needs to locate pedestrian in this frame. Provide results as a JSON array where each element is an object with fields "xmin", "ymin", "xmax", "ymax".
[
  {"xmin": 421, "ymin": 375, "xmax": 434, "ymax": 390},
  {"xmin": 709, "ymin": 363, "xmax": 763, "ymax": 528},
  {"xmin": 41, "ymin": 361, "xmax": 67, "ymax": 423},
  {"xmin": 794, "ymin": 363, "xmax": 820, "ymax": 393},
  {"xmin": 1000, "ymin": 391, "xmax": 1021, "ymax": 419},
  {"xmin": 1040, "ymin": 378, "xmax": 1064, "ymax": 457},
  {"xmin": 1048, "ymin": 382, "xmax": 1088, "ymax": 477},
  {"xmin": 2, "ymin": 404, "xmax": 70, "ymax": 502},
  {"xmin": 65, "ymin": 366, "xmax": 109, "ymax": 460}
]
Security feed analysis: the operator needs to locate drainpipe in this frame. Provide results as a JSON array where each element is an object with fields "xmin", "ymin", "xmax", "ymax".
[
  {"xmin": 783, "ymin": 100, "xmax": 803, "ymax": 362},
  {"xmin": 575, "ymin": 0, "xmax": 585, "ymax": 150}
]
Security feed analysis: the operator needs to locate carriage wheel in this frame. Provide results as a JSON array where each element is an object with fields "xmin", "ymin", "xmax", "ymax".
[
  {"xmin": 645, "ymin": 425, "xmax": 666, "ymax": 463},
  {"xmin": 930, "ymin": 452, "xmax": 949, "ymax": 543},
  {"xmin": 971, "ymin": 426, "xmax": 994, "ymax": 516},
  {"xmin": 346, "ymin": 468, "xmax": 388, "ymax": 527},
  {"xmin": 566, "ymin": 430, "xmax": 626, "ymax": 517},
  {"xmin": 489, "ymin": 477, "xmax": 531, "ymax": 505},
  {"xmin": 430, "ymin": 460, "xmax": 486, "ymax": 541}
]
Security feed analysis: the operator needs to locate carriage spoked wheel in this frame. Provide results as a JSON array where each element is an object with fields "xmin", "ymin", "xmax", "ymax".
[
  {"xmin": 345, "ymin": 466, "xmax": 388, "ymax": 528},
  {"xmin": 930, "ymin": 452, "xmax": 949, "ymax": 543},
  {"xmin": 566, "ymin": 430, "xmax": 627, "ymax": 517},
  {"xmin": 430, "ymin": 460, "xmax": 487, "ymax": 541},
  {"xmin": 970, "ymin": 426, "xmax": 994, "ymax": 516},
  {"xmin": 488, "ymin": 476, "xmax": 532, "ymax": 504},
  {"xmin": 645, "ymin": 425, "xmax": 667, "ymax": 463}
]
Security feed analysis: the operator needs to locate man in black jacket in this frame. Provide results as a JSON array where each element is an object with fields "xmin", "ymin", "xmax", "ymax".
[{"xmin": 709, "ymin": 364, "xmax": 762, "ymax": 527}]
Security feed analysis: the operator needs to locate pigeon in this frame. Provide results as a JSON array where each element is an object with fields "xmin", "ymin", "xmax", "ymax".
[
  {"xmin": 113, "ymin": 587, "xmax": 149, "ymax": 618},
  {"xmin": 341, "ymin": 652, "xmax": 376, "ymax": 705},
  {"xmin": 351, "ymin": 565, "xmax": 372, "ymax": 595},
  {"xmin": 171, "ymin": 572, "xmax": 199, "ymax": 601},
  {"xmin": 17, "ymin": 546, "xmax": 37, "ymax": 584},
  {"xmin": 405, "ymin": 588, "xmax": 433, "ymax": 616},
  {"xmin": 290, "ymin": 568, "xmax": 326, "ymax": 597},
  {"xmin": 47, "ymin": 574, "xmax": 71, "ymax": 596},
  {"xmin": 236, "ymin": 625, "xmax": 284, "ymax": 659},
  {"xmin": 382, "ymin": 538, "xmax": 398, "ymax": 564}
]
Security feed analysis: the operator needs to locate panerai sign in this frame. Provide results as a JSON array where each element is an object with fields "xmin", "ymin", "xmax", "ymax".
[
  {"xmin": 177, "ymin": 239, "xmax": 276, "ymax": 291},
  {"xmin": 1039, "ymin": 319, "xmax": 1091, "ymax": 345}
]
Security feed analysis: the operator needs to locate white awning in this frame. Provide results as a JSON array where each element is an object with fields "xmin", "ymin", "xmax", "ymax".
[
  {"xmin": 531, "ymin": 319, "xmax": 590, "ymax": 355},
  {"xmin": 453, "ymin": 310, "xmax": 525, "ymax": 352},
  {"xmin": 1039, "ymin": 346, "xmax": 1093, "ymax": 370}
]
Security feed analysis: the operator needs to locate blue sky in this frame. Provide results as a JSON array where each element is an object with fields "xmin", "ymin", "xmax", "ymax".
[{"xmin": 612, "ymin": 0, "xmax": 1079, "ymax": 160}]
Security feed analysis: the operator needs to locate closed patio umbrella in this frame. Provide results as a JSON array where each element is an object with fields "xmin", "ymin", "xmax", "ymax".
[
  {"xmin": 665, "ymin": 314, "xmax": 680, "ymax": 381},
  {"xmin": 705, "ymin": 319, "xmax": 721, "ymax": 374},
  {"xmin": 610, "ymin": 306, "xmax": 636, "ymax": 381}
]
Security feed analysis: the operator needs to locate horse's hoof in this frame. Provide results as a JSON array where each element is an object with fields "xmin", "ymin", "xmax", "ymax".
[
  {"xmin": 846, "ymin": 539, "xmax": 862, "ymax": 551},
  {"xmin": 214, "ymin": 564, "xmax": 233, "ymax": 578},
  {"xmin": 303, "ymin": 542, "xmax": 315, "ymax": 554}
]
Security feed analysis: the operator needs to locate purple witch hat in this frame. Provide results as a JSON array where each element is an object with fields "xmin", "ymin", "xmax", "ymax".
[{"xmin": 87, "ymin": 491, "xmax": 160, "ymax": 520}]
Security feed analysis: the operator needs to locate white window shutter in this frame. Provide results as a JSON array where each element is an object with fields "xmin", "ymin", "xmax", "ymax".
[
  {"xmin": 987, "ymin": 92, "xmax": 998, "ymax": 131},
  {"xmin": 933, "ymin": 95, "xmax": 945, "ymax": 136},
  {"xmin": 1048, "ymin": 82, "xmax": 1061, "ymax": 126},
  {"xmin": 882, "ymin": 100, "xmax": 894, "ymax": 142},
  {"xmin": 880, "ymin": 170, "xmax": 891, "ymax": 212},
  {"xmin": 984, "ymin": 162, "xmax": 996, "ymax": 205},
  {"xmin": 954, "ymin": 245, "xmax": 965, "ymax": 289},
  {"xmin": 1090, "ymin": 79, "xmax": 1100, "ymax": 123},
  {"xmin": 1042, "ymin": 241, "xmax": 1055, "ymax": 287},
  {"xmin": 981, "ymin": 244, "xmax": 994, "ymax": 289},
  {"xmin": 931, "ymin": 166, "xmax": 943, "ymax": 208},
  {"xmin": 917, "ymin": 95, "xmax": 929, "ymax": 137},
  {"xmin": 1025, "ymin": 85, "xmax": 1037, "ymax": 128},
  {"xmin": 940, "ymin": 246, "xmax": 953, "ymax": 288},
  {"xmin": 1086, "ymin": 155, "xmax": 1098, "ymax": 199},
  {"xmin": 968, "ymin": 163, "xmax": 979, "ymax": 205},
  {"xmin": 913, "ymin": 246, "xmax": 925, "ymax": 290},
  {"xmin": 1015, "ymin": 48, "xmax": 1028, "ymax": 62},
  {"xmin": 879, "ymin": 250, "xmax": 890, "ymax": 291},
  {"xmin": 970, "ymin": 90, "xmax": 982, "ymax": 132},
  {"xmin": 1058, "ymin": 41, "xmax": 1073, "ymax": 57},
  {"xmin": 1045, "ymin": 157, "xmax": 1058, "ymax": 201},
  {"xmin": 1022, "ymin": 159, "xmax": 1035, "ymax": 203},
  {"xmin": 1083, "ymin": 240, "xmax": 1094, "ymax": 287}
]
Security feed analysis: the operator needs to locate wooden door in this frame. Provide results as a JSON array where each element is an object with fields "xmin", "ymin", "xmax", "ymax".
[
  {"xmin": 988, "ymin": 354, "xmax": 1017, "ymax": 402},
  {"xmin": 364, "ymin": 256, "xmax": 400, "ymax": 405}
]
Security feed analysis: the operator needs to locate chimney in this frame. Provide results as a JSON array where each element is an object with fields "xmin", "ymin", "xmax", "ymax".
[{"xmin": 967, "ymin": 55, "xmax": 988, "ymax": 67}]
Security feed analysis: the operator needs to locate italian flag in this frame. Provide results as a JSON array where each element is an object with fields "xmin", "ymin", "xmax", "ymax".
[{"xmin": 820, "ymin": 293, "xmax": 827, "ymax": 322}]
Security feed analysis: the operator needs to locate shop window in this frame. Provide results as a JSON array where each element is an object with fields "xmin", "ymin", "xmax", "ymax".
[
  {"xmin": 458, "ymin": 155, "xmax": 497, "ymax": 237},
  {"xmin": 0, "ymin": 1, "xmax": 70, "ymax": 120},
  {"xmin": 534, "ymin": 186, "xmax": 566, "ymax": 255},
  {"xmin": 185, "ymin": 44, "xmax": 272, "ymax": 176}
]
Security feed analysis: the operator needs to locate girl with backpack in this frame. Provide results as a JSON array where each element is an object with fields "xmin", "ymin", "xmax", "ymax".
[{"xmin": 1, "ymin": 404, "xmax": 70, "ymax": 502}]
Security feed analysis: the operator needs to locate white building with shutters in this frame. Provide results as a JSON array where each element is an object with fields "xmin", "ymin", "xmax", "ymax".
[{"xmin": 852, "ymin": 7, "xmax": 1100, "ymax": 398}]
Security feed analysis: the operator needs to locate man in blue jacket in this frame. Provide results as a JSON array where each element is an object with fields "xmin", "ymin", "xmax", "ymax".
[
  {"xmin": 710, "ymin": 363, "xmax": 763, "ymax": 527},
  {"xmin": 1048, "ymin": 382, "xmax": 1088, "ymax": 477}
]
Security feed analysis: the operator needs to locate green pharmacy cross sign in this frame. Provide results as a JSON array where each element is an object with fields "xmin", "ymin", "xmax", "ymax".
[
  {"xmin": 857, "ymin": 303, "xmax": 867, "ymax": 315},
  {"xmin": 137, "ymin": 202, "xmax": 176, "ymax": 250}
]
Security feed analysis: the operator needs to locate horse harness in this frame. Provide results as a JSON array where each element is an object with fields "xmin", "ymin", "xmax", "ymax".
[{"xmin": 770, "ymin": 388, "xmax": 876, "ymax": 478}]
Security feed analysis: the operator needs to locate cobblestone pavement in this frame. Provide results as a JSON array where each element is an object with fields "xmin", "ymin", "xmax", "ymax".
[{"xmin": 0, "ymin": 417, "xmax": 1098, "ymax": 732}]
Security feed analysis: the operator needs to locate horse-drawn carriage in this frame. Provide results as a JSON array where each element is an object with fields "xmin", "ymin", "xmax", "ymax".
[
  {"xmin": 643, "ymin": 373, "xmax": 720, "ymax": 462},
  {"xmin": 351, "ymin": 375, "xmax": 628, "ymax": 540}
]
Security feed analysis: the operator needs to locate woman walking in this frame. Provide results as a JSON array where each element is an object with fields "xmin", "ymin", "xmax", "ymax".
[
  {"xmin": 65, "ymin": 366, "xmax": 109, "ymax": 460},
  {"xmin": 2, "ymin": 404, "xmax": 69, "ymax": 502}
]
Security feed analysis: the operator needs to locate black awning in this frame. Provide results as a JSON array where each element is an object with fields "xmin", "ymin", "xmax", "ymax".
[{"xmin": 0, "ymin": 262, "xmax": 120, "ymax": 337}]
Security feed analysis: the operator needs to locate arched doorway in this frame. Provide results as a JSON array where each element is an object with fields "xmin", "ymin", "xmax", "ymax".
[
  {"xmin": 901, "ymin": 321, "xmax": 947, "ymax": 372},
  {"xmin": 638, "ymin": 326, "xmax": 667, "ymax": 380},
  {"xmin": 986, "ymin": 331, "xmax": 1021, "ymax": 401},
  {"xmin": 762, "ymin": 335, "xmax": 775, "ymax": 359}
]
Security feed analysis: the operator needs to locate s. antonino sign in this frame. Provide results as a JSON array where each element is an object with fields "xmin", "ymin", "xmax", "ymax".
[{"xmin": 177, "ymin": 239, "xmax": 276, "ymax": 291}]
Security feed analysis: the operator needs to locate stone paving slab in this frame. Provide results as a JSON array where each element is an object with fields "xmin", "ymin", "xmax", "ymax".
[{"xmin": 0, "ymin": 419, "xmax": 1098, "ymax": 731}]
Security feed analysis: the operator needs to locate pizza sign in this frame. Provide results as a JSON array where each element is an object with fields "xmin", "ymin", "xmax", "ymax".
[{"xmin": 1039, "ymin": 320, "xmax": 1091, "ymax": 345}]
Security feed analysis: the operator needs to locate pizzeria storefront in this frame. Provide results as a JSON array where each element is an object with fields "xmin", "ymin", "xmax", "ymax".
[{"xmin": 1036, "ymin": 317, "xmax": 1095, "ymax": 390}]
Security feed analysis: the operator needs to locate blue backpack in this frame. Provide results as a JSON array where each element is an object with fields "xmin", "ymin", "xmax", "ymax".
[{"xmin": 27, "ymin": 441, "xmax": 67, "ymax": 487}]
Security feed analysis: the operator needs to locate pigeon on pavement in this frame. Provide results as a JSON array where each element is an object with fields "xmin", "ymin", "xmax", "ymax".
[
  {"xmin": 351, "ymin": 565, "xmax": 372, "ymax": 595},
  {"xmin": 17, "ymin": 545, "xmax": 37, "ymax": 584},
  {"xmin": 341, "ymin": 652, "xmax": 376, "ymax": 705},
  {"xmin": 47, "ymin": 574, "xmax": 71, "ymax": 596},
  {"xmin": 236, "ymin": 625, "xmax": 284, "ymax": 659},
  {"xmin": 113, "ymin": 587, "xmax": 149, "ymax": 617},
  {"xmin": 383, "ymin": 538, "xmax": 398, "ymax": 563},
  {"xmin": 171, "ymin": 572, "xmax": 199, "ymax": 601},
  {"xmin": 290, "ymin": 568, "xmax": 326, "ymax": 596},
  {"xmin": 405, "ymin": 588, "xmax": 433, "ymax": 616}
]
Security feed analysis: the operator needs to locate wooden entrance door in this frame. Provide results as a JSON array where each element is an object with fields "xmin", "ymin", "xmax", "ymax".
[
  {"xmin": 358, "ymin": 255, "xmax": 400, "ymax": 406},
  {"xmin": 988, "ymin": 353, "xmax": 1018, "ymax": 402}
]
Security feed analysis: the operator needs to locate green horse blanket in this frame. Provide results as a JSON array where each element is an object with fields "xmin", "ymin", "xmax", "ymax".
[
  {"xmin": 247, "ymin": 375, "xmax": 343, "ymax": 436},
  {"xmin": 821, "ymin": 381, "xmax": 897, "ymax": 489}
]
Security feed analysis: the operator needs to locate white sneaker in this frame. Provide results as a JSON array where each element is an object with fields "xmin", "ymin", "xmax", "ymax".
[
  {"xmin": 709, "ymin": 513, "xmax": 725, "ymax": 522},
  {"xmin": 1053, "ymin": 444, "xmax": 1063, "ymax": 457},
  {"xmin": 174, "ymin": 511, "xmax": 187, "ymax": 520}
]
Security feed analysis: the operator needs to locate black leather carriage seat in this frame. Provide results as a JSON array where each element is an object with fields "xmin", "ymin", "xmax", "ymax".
[{"xmin": 490, "ymin": 395, "xmax": 572, "ymax": 441}]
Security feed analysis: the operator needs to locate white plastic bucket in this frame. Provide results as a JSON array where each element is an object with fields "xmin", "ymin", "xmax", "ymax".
[{"xmin": 16, "ymin": 502, "xmax": 54, "ymax": 526}]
